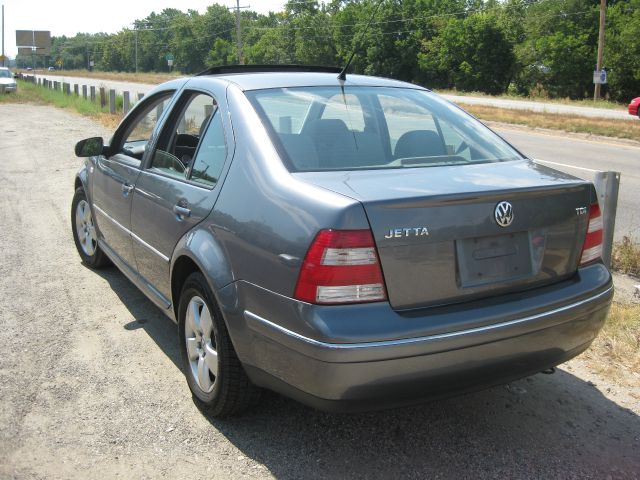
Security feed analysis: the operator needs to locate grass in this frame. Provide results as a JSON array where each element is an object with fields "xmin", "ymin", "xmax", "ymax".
[
  {"xmin": 612, "ymin": 237, "xmax": 640, "ymax": 277},
  {"xmin": 462, "ymin": 104, "xmax": 640, "ymax": 142},
  {"xmin": 585, "ymin": 303, "xmax": 640, "ymax": 386},
  {"xmin": 1, "ymin": 79, "xmax": 123, "ymax": 128},
  {"xmin": 435, "ymin": 88, "xmax": 627, "ymax": 111}
]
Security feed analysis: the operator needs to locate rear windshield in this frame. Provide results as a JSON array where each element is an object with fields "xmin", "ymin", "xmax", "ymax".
[{"xmin": 247, "ymin": 86, "xmax": 523, "ymax": 172}]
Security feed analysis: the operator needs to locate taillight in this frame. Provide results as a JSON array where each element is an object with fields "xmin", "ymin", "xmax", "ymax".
[
  {"xmin": 579, "ymin": 203, "xmax": 603, "ymax": 265},
  {"xmin": 294, "ymin": 229, "xmax": 387, "ymax": 304}
]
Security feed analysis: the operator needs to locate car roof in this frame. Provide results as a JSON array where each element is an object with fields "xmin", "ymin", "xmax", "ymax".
[{"xmin": 191, "ymin": 66, "xmax": 426, "ymax": 92}]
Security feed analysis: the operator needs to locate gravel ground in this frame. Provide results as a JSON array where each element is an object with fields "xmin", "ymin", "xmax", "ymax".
[{"xmin": 0, "ymin": 104, "xmax": 638, "ymax": 480}]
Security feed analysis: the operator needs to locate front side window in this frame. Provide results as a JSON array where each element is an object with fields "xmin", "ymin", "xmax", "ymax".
[
  {"xmin": 248, "ymin": 87, "xmax": 523, "ymax": 172},
  {"xmin": 119, "ymin": 92, "xmax": 174, "ymax": 160}
]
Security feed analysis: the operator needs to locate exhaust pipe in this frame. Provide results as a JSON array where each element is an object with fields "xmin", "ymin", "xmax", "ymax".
[{"xmin": 541, "ymin": 367, "xmax": 556, "ymax": 375}]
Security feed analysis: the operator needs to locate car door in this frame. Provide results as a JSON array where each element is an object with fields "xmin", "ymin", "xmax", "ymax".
[
  {"xmin": 130, "ymin": 82, "xmax": 233, "ymax": 302},
  {"xmin": 91, "ymin": 90, "xmax": 175, "ymax": 269}
]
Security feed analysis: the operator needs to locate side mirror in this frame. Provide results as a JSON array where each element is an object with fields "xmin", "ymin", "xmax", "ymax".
[{"xmin": 75, "ymin": 137, "xmax": 105, "ymax": 157}]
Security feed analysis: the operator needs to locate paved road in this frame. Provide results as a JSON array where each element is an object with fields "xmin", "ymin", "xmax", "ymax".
[
  {"xmin": 495, "ymin": 127, "xmax": 640, "ymax": 241},
  {"xmin": 441, "ymin": 93, "xmax": 634, "ymax": 121},
  {"xmin": 36, "ymin": 74, "xmax": 636, "ymax": 122},
  {"xmin": 2, "ymin": 103, "xmax": 639, "ymax": 480}
]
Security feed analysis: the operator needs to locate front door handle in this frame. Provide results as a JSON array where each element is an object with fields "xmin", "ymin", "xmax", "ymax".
[
  {"xmin": 173, "ymin": 204, "xmax": 191, "ymax": 220},
  {"xmin": 121, "ymin": 183, "xmax": 134, "ymax": 197}
]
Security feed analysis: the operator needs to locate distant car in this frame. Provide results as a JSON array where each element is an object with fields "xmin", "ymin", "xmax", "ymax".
[
  {"xmin": 0, "ymin": 67, "xmax": 17, "ymax": 93},
  {"xmin": 71, "ymin": 65, "xmax": 613, "ymax": 416},
  {"xmin": 48, "ymin": 66, "xmax": 56, "ymax": 71},
  {"xmin": 629, "ymin": 97, "xmax": 640, "ymax": 118}
]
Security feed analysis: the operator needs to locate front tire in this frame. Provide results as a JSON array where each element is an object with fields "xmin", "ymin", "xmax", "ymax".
[
  {"xmin": 71, "ymin": 187, "xmax": 110, "ymax": 268},
  {"xmin": 178, "ymin": 272, "xmax": 260, "ymax": 416}
]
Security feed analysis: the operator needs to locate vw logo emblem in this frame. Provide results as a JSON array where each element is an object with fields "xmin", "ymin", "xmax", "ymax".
[{"xmin": 494, "ymin": 201, "xmax": 514, "ymax": 227}]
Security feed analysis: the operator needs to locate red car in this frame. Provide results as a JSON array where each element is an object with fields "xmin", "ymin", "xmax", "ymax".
[{"xmin": 629, "ymin": 97, "xmax": 640, "ymax": 117}]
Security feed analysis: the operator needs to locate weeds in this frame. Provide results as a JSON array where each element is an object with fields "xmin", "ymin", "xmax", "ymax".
[
  {"xmin": 462, "ymin": 104, "xmax": 640, "ymax": 142},
  {"xmin": 585, "ymin": 303, "xmax": 640, "ymax": 385},
  {"xmin": 612, "ymin": 237, "xmax": 640, "ymax": 276},
  {"xmin": 35, "ymin": 69, "xmax": 179, "ymax": 86},
  {"xmin": 2, "ymin": 79, "xmax": 124, "ymax": 128},
  {"xmin": 436, "ymin": 88, "xmax": 627, "ymax": 111}
]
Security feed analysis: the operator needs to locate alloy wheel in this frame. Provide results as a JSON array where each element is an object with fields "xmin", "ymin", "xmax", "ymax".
[{"xmin": 184, "ymin": 296, "xmax": 218, "ymax": 393}]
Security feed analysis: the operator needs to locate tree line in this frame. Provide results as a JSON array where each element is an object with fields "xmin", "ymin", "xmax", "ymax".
[{"xmin": 19, "ymin": 0, "xmax": 640, "ymax": 102}]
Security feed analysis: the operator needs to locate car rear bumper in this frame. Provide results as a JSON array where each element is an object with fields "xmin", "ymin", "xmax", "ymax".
[
  {"xmin": 1, "ymin": 85, "xmax": 17, "ymax": 93},
  {"xmin": 629, "ymin": 102, "xmax": 639, "ymax": 116},
  {"xmin": 221, "ymin": 263, "xmax": 613, "ymax": 412}
]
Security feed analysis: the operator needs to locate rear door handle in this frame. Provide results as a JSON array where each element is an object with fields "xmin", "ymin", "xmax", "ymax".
[
  {"xmin": 173, "ymin": 204, "xmax": 191, "ymax": 220},
  {"xmin": 121, "ymin": 183, "xmax": 134, "ymax": 197}
]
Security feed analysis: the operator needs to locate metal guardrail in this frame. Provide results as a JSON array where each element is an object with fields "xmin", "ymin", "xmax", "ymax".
[
  {"xmin": 21, "ymin": 74, "xmax": 143, "ymax": 115},
  {"xmin": 535, "ymin": 160, "xmax": 620, "ymax": 268}
]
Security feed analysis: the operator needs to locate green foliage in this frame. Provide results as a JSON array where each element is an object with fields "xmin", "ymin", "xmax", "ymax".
[
  {"xmin": 419, "ymin": 12, "xmax": 515, "ymax": 94},
  {"xmin": 514, "ymin": 0, "xmax": 599, "ymax": 99},
  {"xmin": 605, "ymin": 0, "xmax": 640, "ymax": 101},
  {"xmin": 19, "ymin": 0, "xmax": 639, "ymax": 102}
]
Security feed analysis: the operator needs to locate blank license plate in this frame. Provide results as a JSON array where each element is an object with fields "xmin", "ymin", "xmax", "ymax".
[{"xmin": 456, "ymin": 232, "xmax": 532, "ymax": 288}]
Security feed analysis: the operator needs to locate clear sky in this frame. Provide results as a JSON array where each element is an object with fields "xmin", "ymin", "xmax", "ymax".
[{"xmin": 1, "ymin": 0, "xmax": 287, "ymax": 57}]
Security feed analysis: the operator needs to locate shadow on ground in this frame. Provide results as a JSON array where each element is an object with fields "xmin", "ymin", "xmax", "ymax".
[{"xmin": 98, "ymin": 266, "xmax": 640, "ymax": 479}]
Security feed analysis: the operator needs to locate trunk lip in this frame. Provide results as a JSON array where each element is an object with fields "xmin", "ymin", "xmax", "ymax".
[{"xmin": 292, "ymin": 159, "xmax": 590, "ymax": 204}]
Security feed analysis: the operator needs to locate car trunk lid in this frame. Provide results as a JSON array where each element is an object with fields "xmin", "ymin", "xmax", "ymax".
[{"xmin": 294, "ymin": 160, "xmax": 593, "ymax": 310}]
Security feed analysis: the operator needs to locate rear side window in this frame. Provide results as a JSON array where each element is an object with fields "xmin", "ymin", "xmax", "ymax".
[
  {"xmin": 190, "ymin": 112, "xmax": 226, "ymax": 187},
  {"xmin": 247, "ymin": 87, "xmax": 523, "ymax": 172}
]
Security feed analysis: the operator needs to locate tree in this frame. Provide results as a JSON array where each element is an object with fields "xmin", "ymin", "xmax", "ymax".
[
  {"xmin": 604, "ymin": 0, "xmax": 640, "ymax": 101},
  {"xmin": 515, "ymin": 0, "xmax": 599, "ymax": 98},
  {"xmin": 419, "ymin": 12, "xmax": 516, "ymax": 93}
]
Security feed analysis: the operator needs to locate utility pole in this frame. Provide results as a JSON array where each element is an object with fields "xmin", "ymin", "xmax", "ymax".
[
  {"xmin": 135, "ymin": 29, "xmax": 138, "ymax": 73},
  {"xmin": 231, "ymin": 0, "xmax": 249, "ymax": 65},
  {"xmin": 2, "ymin": 5, "xmax": 5, "ymax": 67},
  {"xmin": 594, "ymin": 0, "xmax": 606, "ymax": 101}
]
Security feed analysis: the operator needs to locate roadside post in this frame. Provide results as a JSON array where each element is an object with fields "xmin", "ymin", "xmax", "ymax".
[
  {"xmin": 90, "ymin": 86, "xmax": 95, "ymax": 103},
  {"xmin": 109, "ymin": 89, "xmax": 116, "ymax": 114},
  {"xmin": 82, "ymin": 85, "xmax": 87, "ymax": 99},
  {"xmin": 123, "ymin": 91, "xmax": 130, "ymax": 114},
  {"xmin": 99, "ymin": 87, "xmax": 105, "ymax": 108},
  {"xmin": 594, "ymin": 171, "xmax": 620, "ymax": 267},
  {"xmin": 535, "ymin": 160, "xmax": 620, "ymax": 268}
]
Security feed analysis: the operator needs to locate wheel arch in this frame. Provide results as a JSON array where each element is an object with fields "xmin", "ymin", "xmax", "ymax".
[
  {"xmin": 74, "ymin": 160, "xmax": 91, "ymax": 197},
  {"xmin": 170, "ymin": 226, "xmax": 235, "ymax": 320}
]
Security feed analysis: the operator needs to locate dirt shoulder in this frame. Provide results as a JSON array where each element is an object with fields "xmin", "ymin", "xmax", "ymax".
[{"xmin": 0, "ymin": 104, "xmax": 638, "ymax": 479}]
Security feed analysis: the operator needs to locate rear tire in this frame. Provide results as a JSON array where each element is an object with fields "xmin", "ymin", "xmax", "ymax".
[
  {"xmin": 71, "ymin": 187, "xmax": 110, "ymax": 269},
  {"xmin": 178, "ymin": 272, "xmax": 260, "ymax": 416}
]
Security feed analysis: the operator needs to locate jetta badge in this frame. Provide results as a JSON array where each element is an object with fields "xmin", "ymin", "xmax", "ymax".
[
  {"xmin": 494, "ymin": 201, "xmax": 514, "ymax": 227},
  {"xmin": 384, "ymin": 227, "xmax": 430, "ymax": 239}
]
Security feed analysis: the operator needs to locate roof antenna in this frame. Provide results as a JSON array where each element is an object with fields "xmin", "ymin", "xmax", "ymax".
[{"xmin": 338, "ymin": 0, "xmax": 386, "ymax": 81}]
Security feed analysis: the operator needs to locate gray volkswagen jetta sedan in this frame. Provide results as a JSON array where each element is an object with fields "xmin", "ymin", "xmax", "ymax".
[{"xmin": 71, "ymin": 66, "xmax": 613, "ymax": 416}]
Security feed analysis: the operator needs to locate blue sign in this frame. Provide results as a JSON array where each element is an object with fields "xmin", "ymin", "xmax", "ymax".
[{"xmin": 593, "ymin": 69, "xmax": 607, "ymax": 84}]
